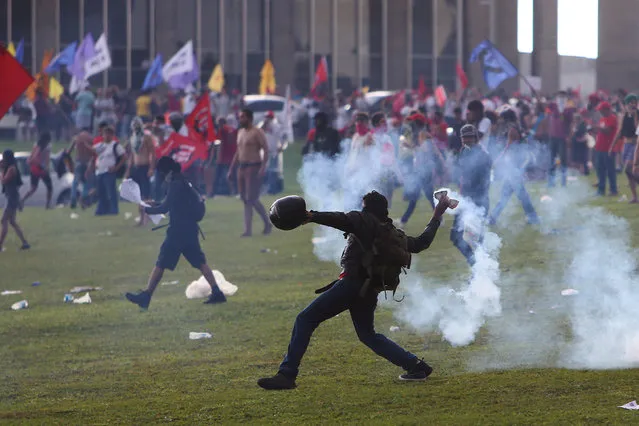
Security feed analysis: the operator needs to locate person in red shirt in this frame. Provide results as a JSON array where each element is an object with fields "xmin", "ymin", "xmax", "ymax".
[
  {"xmin": 210, "ymin": 117, "xmax": 238, "ymax": 196},
  {"xmin": 594, "ymin": 102, "xmax": 618, "ymax": 196}
]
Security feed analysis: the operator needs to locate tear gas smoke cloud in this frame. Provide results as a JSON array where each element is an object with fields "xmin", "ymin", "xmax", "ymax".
[{"xmin": 298, "ymin": 136, "xmax": 504, "ymax": 348}]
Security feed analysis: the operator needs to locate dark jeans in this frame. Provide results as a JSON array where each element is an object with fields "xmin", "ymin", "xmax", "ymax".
[
  {"xmin": 71, "ymin": 162, "xmax": 92, "ymax": 207},
  {"xmin": 400, "ymin": 177, "xmax": 435, "ymax": 224},
  {"xmin": 278, "ymin": 276, "xmax": 418, "ymax": 379},
  {"xmin": 154, "ymin": 170, "xmax": 167, "ymax": 203},
  {"xmin": 95, "ymin": 172, "xmax": 118, "ymax": 215},
  {"xmin": 548, "ymin": 137, "xmax": 568, "ymax": 187},
  {"xmin": 595, "ymin": 150, "xmax": 618, "ymax": 195},
  {"xmin": 450, "ymin": 199, "xmax": 488, "ymax": 266},
  {"xmin": 490, "ymin": 173, "xmax": 538, "ymax": 223}
]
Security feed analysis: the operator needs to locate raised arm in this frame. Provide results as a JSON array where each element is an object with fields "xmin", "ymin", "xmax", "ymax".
[
  {"xmin": 307, "ymin": 211, "xmax": 357, "ymax": 235},
  {"xmin": 145, "ymin": 180, "xmax": 176, "ymax": 215},
  {"xmin": 406, "ymin": 195, "xmax": 449, "ymax": 253}
]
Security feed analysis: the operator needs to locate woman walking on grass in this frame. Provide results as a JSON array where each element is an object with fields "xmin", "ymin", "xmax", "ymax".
[{"xmin": 0, "ymin": 150, "xmax": 30, "ymax": 251}]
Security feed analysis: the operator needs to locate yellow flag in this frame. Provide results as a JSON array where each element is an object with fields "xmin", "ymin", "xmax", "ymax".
[
  {"xmin": 6, "ymin": 42, "xmax": 15, "ymax": 56},
  {"xmin": 26, "ymin": 50, "xmax": 54, "ymax": 101},
  {"xmin": 49, "ymin": 77, "xmax": 64, "ymax": 103},
  {"xmin": 259, "ymin": 59, "xmax": 276, "ymax": 94},
  {"xmin": 361, "ymin": 86, "xmax": 370, "ymax": 95},
  {"xmin": 208, "ymin": 64, "xmax": 225, "ymax": 92}
]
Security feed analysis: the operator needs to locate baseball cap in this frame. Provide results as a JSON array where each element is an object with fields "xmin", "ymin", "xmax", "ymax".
[
  {"xmin": 596, "ymin": 101, "xmax": 612, "ymax": 111},
  {"xmin": 460, "ymin": 124, "xmax": 478, "ymax": 139}
]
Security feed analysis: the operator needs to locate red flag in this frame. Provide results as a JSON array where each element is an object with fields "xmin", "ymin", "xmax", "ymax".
[
  {"xmin": 435, "ymin": 85, "xmax": 447, "ymax": 108},
  {"xmin": 392, "ymin": 90, "xmax": 406, "ymax": 115},
  {"xmin": 0, "ymin": 46, "xmax": 35, "ymax": 119},
  {"xmin": 185, "ymin": 94, "xmax": 216, "ymax": 144},
  {"xmin": 310, "ymin": 56, "xmax": 329, "ymax": 98},
  {"xmin": 418, "ymin": 75, "xmax": 428, "ymax": 99},
  {"xmin": 156, "ymin": 132, "xmax": 209, "ymax": 172},
  {"xmin": 456, "ymin": 62, "xmax": 469, "ymax": 89}
]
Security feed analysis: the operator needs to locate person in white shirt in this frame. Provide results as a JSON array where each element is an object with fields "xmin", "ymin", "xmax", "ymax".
[
  {"xmin": 215, "ymin": 90, "xmax": 231, "ymax": 118},
  {"xmin": 371, "ymin": 112, "xmax": 401, "ymax": 207},
  {"xmin": 90, "ymin": 126, "xmax": 127, "ymax": 215},
  {"xmin": 261, "ymin": 111, "xmax": 287, "ymax": 195},
  {"xmin": 182, "ymin": 87, "xmax": 197, "ymax": 116}
]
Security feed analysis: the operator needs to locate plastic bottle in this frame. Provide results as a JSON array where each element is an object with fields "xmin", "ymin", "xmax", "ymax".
[
  {"xmin": 64, "ymin": 294, "xmax": 74, "ymax": 303},
  {"xmin": 11, "ymin": 300, "xmax": 28, "ymax": 310},
  {"xmin": 189, "ymin": 332, "xmax": 213, "ymax": 340}
]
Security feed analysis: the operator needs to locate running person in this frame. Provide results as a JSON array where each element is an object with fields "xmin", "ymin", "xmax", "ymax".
[
  {"xmin": 22, "ymin": 132, "xmax": 53, "ymax": 209},
  {"xmin": 125, "ymin": 117, "xmax": 156, "ymax": 226},
  {"xmin": 610, "ymin": 94, "xmax": 639, "ymax": 203},
  {"xmin": 125, "ymin": 156, "xmax": 227, "ymax": 309},
  {"xmin": 0, "ymin": 150, "xmax": 30, "ymax": 251}
]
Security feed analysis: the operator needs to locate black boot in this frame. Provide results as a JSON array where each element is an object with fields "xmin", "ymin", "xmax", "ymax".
[
  {"xmin": 399, "ymin": 359, "xmax": 433, "ymax": 381},
  {"xmin": 257, "ymin": 372, "xmax": 297, "ymax": 390},
  {"xmin": 125, "ymin": 290, "xmax": 151, "ymax": 310}
]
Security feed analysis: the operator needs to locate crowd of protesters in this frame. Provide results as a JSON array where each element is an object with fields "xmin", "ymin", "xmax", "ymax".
[{"xmin": 2, "ymin": 82, "xmax": 638, "ymax": 249}]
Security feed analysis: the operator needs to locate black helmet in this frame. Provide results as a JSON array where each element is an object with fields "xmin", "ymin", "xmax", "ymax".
[{"xmin": 269, "ymin": 195, "xmax": 307, "ymax": 231}]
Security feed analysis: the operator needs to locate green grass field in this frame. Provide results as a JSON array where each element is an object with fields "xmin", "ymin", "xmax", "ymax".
[{"xmin": 1, "ymin": 139, "xmax": 639, "ymax": 425}]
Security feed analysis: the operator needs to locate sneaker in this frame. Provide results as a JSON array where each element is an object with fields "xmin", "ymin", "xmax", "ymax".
[
  {"xmin": 125, "ymin": 290, "xmax": 151, "ymax": 310},
  {"xmin": 399, "ymin": 359, "xmax": 433, "ymax": 381},
  {"xmin": 20, "ymin": 244, "xmax": 31, "ymax": 250},
  {"xmin": 257, "ymin": 372, "xmax": 297, "ymax": 390},
  {"xmin": 393, "ymin": 219, "xmax": 405, "ymax": 229},
  {"xmin": 203, "ymin": 291, "xmax": 227, "ymax": 304}
]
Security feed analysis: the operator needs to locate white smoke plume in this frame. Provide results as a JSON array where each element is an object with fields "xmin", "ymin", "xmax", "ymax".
[
  {"xmin": 298, "ymin": 137, "xmax": 504, "ymax": 348},
  {"xmin": 395, "ymin": 192, "xmax": 503, "ymax": 347}
]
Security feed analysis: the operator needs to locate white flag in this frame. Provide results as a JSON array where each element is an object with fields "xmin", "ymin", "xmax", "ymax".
[
  {"xmin": 69, "ymin": 76, "xmax": 88, "ymax": 95},
  {"xmin": 84, "ymin": 33, "xmax": 112, "ymax": 78},
  {"xmin": 284, "ymin": 85, "xmax": 294, "ymax": 142},
  {"xmin": 162, "ymin": 40, "xmax": 194, "ymax": 82}
]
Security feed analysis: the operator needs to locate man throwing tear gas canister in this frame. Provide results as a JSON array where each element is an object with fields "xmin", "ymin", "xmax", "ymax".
[{"xmin": 257, "ymin": 190, "xmax": 453, "ymax": 390}]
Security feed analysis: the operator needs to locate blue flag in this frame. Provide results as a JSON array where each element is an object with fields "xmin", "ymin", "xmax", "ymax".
[
  {"xmin": 45, "ymin": 42, "xmax": 77, "ymax": 74},
  {"xmin": 470, "ymin": 40, "xmax": 519, "ymax": 90},
  {"xmin": 142, "ymin": 54, "xmax": 163, "ymax": 90},
  {"xmin": 15, "ymin": 39, "xmax": 24, "ymax": 64}
]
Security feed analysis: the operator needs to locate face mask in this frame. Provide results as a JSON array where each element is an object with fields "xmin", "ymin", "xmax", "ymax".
[
  {"xmin": 356, "ymin": 123, "xmax": 369, "ymax": 136},
  {"xmin": 374, "ymin": 124, "xmax": 388, "ymax": 133}
]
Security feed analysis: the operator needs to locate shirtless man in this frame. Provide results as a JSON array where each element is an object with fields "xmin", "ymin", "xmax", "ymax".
[
  {"xmin": 227, "ymin": 109, "xmax": 272, "ymax": 237},
  {"xmin": 125, "ymin": 117, "xmax": 156, "ymax": 226},
  {"xmin": 69, "ymin": 130, "xmax": 95, "ymax": 209}
]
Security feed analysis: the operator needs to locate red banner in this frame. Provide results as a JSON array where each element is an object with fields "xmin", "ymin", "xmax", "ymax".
[
  {"xmin": 184, "ymin": 94, "xmax": 216, "ymax": 144},
  {"xmin": 0, "ymin": 46, "xmax": 35, "ymax": 119},
  {"xmin": 156, "ymin": 132, "xmax": 209, "ymax": 172},
  {"xmin": 456, "ymin": 62, "xmax": 469, "ymax": 90}
]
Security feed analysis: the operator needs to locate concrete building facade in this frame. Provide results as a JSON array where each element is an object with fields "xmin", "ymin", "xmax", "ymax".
[{"xmin": 0, "ymin": 0, "xmax": 635, "ymax": 95}]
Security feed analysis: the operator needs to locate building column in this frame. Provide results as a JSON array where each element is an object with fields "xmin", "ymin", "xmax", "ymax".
[
  {"xmin": 596, "ymin": 0, "xmax": 639, "ymax": 91},
  {"xmin": 386, "ymin": 0, "xmax": 408, "ymax": 90},
  {"xmin": 532, "ymin": 0, "xmax": 559, "ymax": 94},
  {"xmin": 34, "ymin": 0, "xmax": 57, "ymax": 66}
]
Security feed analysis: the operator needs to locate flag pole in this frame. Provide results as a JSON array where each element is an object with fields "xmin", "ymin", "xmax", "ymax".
[{"xmin": 518, "ymin": 73, "xmax": 538, "ymax": 97}]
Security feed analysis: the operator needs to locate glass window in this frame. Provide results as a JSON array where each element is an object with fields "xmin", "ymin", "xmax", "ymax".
[
  {"xmin": 201, "ymin": 0, "xmax": 220, "ymax": 51},
  {"xmin": 108, "ymin": 0, "xmax": 127, "ymax": 48},
  {"xmin": 245, "ymin": 99, "xmax": 284, "ymax": 113},
  {"xmin": 84, "ymin": 0, "xmax": 104, "ymax": 37},
  {"xmin": 175, "ymin": 0, "xmax": 196, "ymax": 44},
  {"xmin": 224, "ymin": 0, "xmax": 243, "ymax": 91},
  {"xmin": 412, "ymin": 0, "xmax": 433, "ymax": 55},
  {"xmin": 60, "ymin": 0, "xmax": 80, "ymax": 44},
  {"xmin": 12, "ymin": 0, "xmax": 32, "ymax": 72},
  {"xmin": 131, "ymin": 0, "xmax": 149, "ymax": 48},
  {"xmin": 0, "ymin": 0, "xmax": 7, "ymax": 44}
]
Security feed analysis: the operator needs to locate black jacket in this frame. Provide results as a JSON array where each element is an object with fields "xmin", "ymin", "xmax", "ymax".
[
  {"xmin": 145, "ymin": 174, "xmax": 199, "ymax": 237},
  {"xmin": 302, "ymin": 127, "xmax": 341, "ymax": 157},
  {"xmin": 310, "ymin": 210, "xmax": 441, "ymax": 278}
]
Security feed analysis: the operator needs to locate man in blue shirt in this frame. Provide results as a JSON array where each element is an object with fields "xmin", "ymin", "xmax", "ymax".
[{"xmin": 450, "ymin": 124, "xmax": 492, "ymax": 266}]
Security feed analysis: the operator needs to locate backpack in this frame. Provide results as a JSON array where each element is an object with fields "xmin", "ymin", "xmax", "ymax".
[
  {"xmin": 184, "ymin": 179, "xmax": 206, "ymax": 222},
  {"xmin": 112, "ymin": 143, "xmax": 126, "ymax": 179},
  {"xmin": 351, "ymin": 216, "xmax": 412, "ymax": 300}
]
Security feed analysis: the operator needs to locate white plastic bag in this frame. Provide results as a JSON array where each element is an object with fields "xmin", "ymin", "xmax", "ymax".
[{"xmin": 186, "ymin": 270, "xmax": 238, "ymax": 299}]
